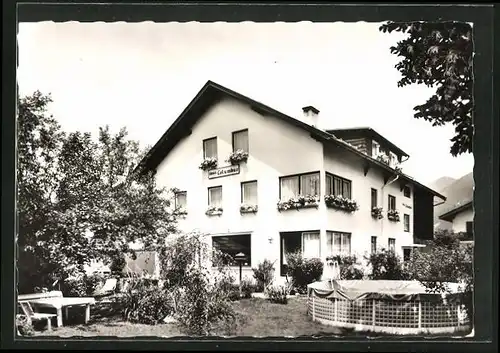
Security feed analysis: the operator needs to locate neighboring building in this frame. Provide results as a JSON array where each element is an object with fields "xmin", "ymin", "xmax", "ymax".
[
  {"xmin": 137, "ymin": 80, "xmax": 446, "ymax": 283},
  {"xmin": 438, "ymin": 201, "xmax": 474, "ymax": 243}
]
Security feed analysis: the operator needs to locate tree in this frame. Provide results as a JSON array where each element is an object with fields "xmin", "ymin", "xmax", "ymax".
[
  {"xmin": 380, "ymin": 21, "xmax": 473, "ymax": 156},
  {"xmin": 17, "ymin": 92, "xmax": 178, "ymax": 293}
]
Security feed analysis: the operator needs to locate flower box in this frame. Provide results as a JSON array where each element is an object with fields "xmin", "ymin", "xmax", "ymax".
[
  {"xmin": 227, "ymin": 149, "xmax": 249, "ymax": 165},
  {"xmin": 277, "ymin": 195, "xmax": 319, "ymax": 212},
  {"xmin": 240, "ymin": 204, "xmax": 258, "ymax": 214},
  {"xmin": 387, "ymin": 209, "xmax": 400, "ymax": 222},
  {"xmin": 199, "ymin": 157, "xmax": 218, "ymax": 171},
  {"xmin": 205, "ymin": 206, "xmax": 223, "ymax": 216},
  {"xmin": 371, "ymin": 206, "xmax": 384, "ymax": 220},
  {"xmin": 324, "ymin": 195, "xmax": 359, "ymax": 213},
  {"xmin": 376, "ymin": 154, "xmax": 390, "ymax": 165}
]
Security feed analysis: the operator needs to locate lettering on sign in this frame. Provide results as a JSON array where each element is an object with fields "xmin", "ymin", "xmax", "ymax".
[
  {"xmin": 403, "ymin": 203, "xmax": 412, "ymax": 209},
  {"xmin": 208, "ymin": 165, "xmax": 240, "ymax": 179}
]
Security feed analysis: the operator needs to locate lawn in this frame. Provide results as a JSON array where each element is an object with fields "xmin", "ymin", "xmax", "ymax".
[{"xmin": 33, "ymin": 296, "xmax": 351, "ymax": 338}]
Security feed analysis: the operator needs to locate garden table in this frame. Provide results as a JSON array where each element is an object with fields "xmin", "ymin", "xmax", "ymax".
[{"xmin": 29, "ymin": 296, "xmax": 96, "ymax": 327}]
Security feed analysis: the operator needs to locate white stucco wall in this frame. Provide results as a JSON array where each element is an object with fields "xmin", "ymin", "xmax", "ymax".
[
  {"xmin": 451, "ymin": 208, "xmax": 474, "ymax": 233},
  {"xmin": 323, "ymin": 146, "xmax": 415, "ymax": 260},
  {"xmin": 154, "ymin": 97, "xmax": 420, "ymax": 282},
  {"xmin": 155, "ymin": 97, "xmax": 324, "ymax": 281}
]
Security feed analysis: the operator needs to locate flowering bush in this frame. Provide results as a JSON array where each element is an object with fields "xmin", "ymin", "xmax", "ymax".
[
  {"xmin": 240, "ymin": 204, "xmax": 258, "ymax": 213},
  {"xmin": 326, "ymin": 254, "xmax": 364, "ymax": 280},
  {"xmin": 324, "ymin": 195, "xmax": 359, "ymax": 213},
  {"xmin": 252, "ymin": 259, "xmax": 276, "ymax": 292},
  {"xmin": 227, "ymin": 149, "xmax": 249, "ymax": 165},
  {"xmin": 266, "ymin": 284, "xmax": 290, "ymax": 304},
  {"xmin": 205, "ymin": 206, "xmax": 223, "ymax": 216},
  {"xmin": 285, "ymin": 251, "xmax": 324, "ymax": 293},
  {"xmin": 371, "ymin": 206, "xmax": 384, "ymax": 219},
  {"xmin": 365, "ymin": 248, "xmax": 410, "ymax": 280},
  {"xmin": 199, "ymin": 157, "xmax": 218, "ymax": 171},
  {"xmin": 16, "ymin": 314, "xmax": 35, "ymax": 336},
  {"xmin": 387, "ymin": 209, "xmax": 400, "ymax": 222},
  {"xmin": 277, "ymin": 195, "xmax": 319, "ymax": 211}
]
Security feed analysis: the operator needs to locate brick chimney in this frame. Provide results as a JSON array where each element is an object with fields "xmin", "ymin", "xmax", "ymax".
[{"xmin": 302, "ymin": 106, "xmax": 320, "ymax": 128}]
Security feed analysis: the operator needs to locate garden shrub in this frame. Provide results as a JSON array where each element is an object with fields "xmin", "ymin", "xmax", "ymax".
[
  {"xmin": 266, "ymin": 284, "xmax": 290, "ymax": 304},
  {"xmin": 61, "ymin": 272, "xmax": 105, "ymax": 297},
  {"xmin": 175, "ymin": 267, "xmax": 237, "ymax": 336},
  {"xmin": 252, "ymin": 259, "xmax": 275, "ymax": 292},
  {"xmin": 285, "ymin": 251, "xmax": 324, "ymax": 293},
  {"xmin": 240, "ymin": 278, "xmax": 256, "ymax": 299},
  {"xmin": 406, "ymin": 233, "xmax": 473, "ymax": 322},
  {"xmin": 121, "ymin": 278, "xmax": 175, "ymax": 325},
  {"xmin": 109, "ymin": 253, "xmax": 127, "ymax": 275},
  {"xmin": 327, "ymin": 254, "xmax": 364, "ymax": 280},
  {"xmin": 365, "ymin": 248, "xmax": 411, "ymax": 280},
  {"xmin": 16, "ymin": 315, "xmax": 35, "ymax": 336}
]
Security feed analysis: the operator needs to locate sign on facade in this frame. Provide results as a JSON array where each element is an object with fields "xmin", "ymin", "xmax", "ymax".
[{"xmin": 208, "ymin": 165, "xmax": 240, "ymax": 179}]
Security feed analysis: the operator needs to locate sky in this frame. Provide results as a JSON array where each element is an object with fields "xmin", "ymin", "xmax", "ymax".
[{"xmin": 17, "ymin": 21, "xmax": 474, "ymax": 186}]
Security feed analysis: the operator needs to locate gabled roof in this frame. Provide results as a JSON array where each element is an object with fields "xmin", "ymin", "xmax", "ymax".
[
  {"xmin": 136, "ymin": 80, "xmax": 446, "ymax": 201},
  {"xmin": 438, "ymin": 200, "xmax": 473, "ymax": 222},
  {"xmin": 327, "ymin": 127, "xmax": 409, "ymax": 158}
]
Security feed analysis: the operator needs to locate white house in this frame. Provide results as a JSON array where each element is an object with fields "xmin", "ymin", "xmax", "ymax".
[
  {"xmin": 438, "ymin": 200, "xmax": 474, "ymax": 242},
  {"xmin": 137, "ymin": 81, "xmax": 446, "ymax": 283}
]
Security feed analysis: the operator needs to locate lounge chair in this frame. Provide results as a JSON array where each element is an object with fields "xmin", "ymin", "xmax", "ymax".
[
  {"xmin": 18, "ymin": 301, "xmax": 57, "ymax": 331},
  {"xmin": 93, "ymin": 278, "xmax": 118, "ymax": 298}
]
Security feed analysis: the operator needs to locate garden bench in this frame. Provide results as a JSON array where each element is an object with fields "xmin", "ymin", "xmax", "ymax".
[{"xmin": 18, "ymin": 291, "xmax": 96, "ymax": 327}]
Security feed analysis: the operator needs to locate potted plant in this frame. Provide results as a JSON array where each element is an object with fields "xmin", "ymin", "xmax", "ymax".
[
  {"xmin": 324, "ymin": 195, "xmax": 359, "ymax": 213},
  {"xmin": 227, "ymin": 149, "xmax": 249, "ymax": 165},
  {"xmin": 371, "ymin": 206, "xmax": 384, "ymax": 219},
  {"xmin": 205, "ymin": 206, "xmax": 223, "ymax": 216},
  {"xmin": 199, "ymin": 157, "xmax": 218, "ymax": 171},
  {"xmin": 240, "ymin": 204, "xmax": 258, "ymax": 214},
  {"xmin": 387, "ymin": 209, "xmax": 400, "ymax": 222}
]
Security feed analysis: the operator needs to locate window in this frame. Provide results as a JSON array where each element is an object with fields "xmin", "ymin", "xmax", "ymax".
[
  {"xmin": 388, "ymin": 238, "xmax": 396, "ymax": 252},
  {"xmin": 208, "ymin": 186, "xmax": 222, "ymax": 207},
  {"xmin": 241, "ymin": 181, "xmax": 258, "ymax": 205},
  {"xmin": 302, "ymin": 232, "xmax": 321, "ymax": 258},
  {"xmin": 403, "ymin": 185, "xmax": 411, "ymax": 198},
  {"xmin": 203, "ymin": 137, "xmax": 218, "ymax": 159},
  {"xmin": 280, "ymin": 172, "xmax": 320, "ymax": 199},
  {"xmin": 371, "ymin": 188, "xmax": 378, "ymax": 208},
  {"xmin": 232, "ymin": 129, "xmax": 249, "ymax": 153},
  {"xmin": 388, "ymin": 195, "xmax": 396, "ymax": 211},
  {"xmin": 174, "ymin": 191, "xmax": 187, "ymax": 211},
  {"xmin": 404, "ymin": 214, "xmax": 410, "ymax": 232},
  {"xmin": 326, "ymin": 173, "xmax": 352, "ymax": 198},
  {"xmin": 466, "ymin": 221, "xmax": 473, "ymax": 235},
  {"xmin": 403, "ymin": 248, "xmax": 412, "ymax": 262},
  {"xmin": 327, "ymin": 231, "xmax": 351, "ymax": 256},
  {"xmin": 371, "ymin": 236, "xmax": 377, "ymax": 254},
  {"xmin": 212, "ymin": 234, "xmax": 251, "ymax": 266}
]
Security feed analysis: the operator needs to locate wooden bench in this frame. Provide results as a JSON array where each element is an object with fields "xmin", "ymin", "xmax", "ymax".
[
  {"xmin": 18, "ymin": 302, "xmax": 57, "ymax": 331},
  {"xmin": 18, "ymin": 291, "xmax": 96, "ymax": 327}
]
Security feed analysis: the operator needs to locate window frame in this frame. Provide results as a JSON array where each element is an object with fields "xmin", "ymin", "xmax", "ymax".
[
  {"xmin": 174, "ymin": 190, "xmax": 187, "ymax": 211},
  {"xmin": 279, "ymin": 171, "xmax": 321, "ymax": 200},
  {"xmin": 232, "ymin": 129, "xmax": 249, "ymax": 153},
  {"xmin": 388, "ymin": 238, "xmax": 396, "ymax": 252},
  {"xmin": 371, "ymin": 236, "xmax": 377, "ymax": 254},
  {"xmin": 326, "ymin": 231, "xmax": 352, "ymax": 256},
  {"xmin": 403, "ymin": 185, "xmax": 411, "ymax": 198},
  {"xmin": 212, "ymin": 234, "xmax": 252, "ymax": 267},
  {"xmin": 325, "ymin": 172, "xmax": 352, "ymax": 198},
  {"xmin": 202, "ymin": 136, "xmax": 218, "ymax": 159},
  {"xmin": 207, "ymin": 185, "xmax": 223, "ymax": 206},
  {"xmin": 388, "ymin": 194, "xmax": 396, "ymax": 211},
  {"xmin": 371, "ymin": 188, "xmax": 378, "ymax": 208},
  {"xmin": 240, "ymin": 180, "xmax": 258, "ymax": 204},
  {"xmin": 404, "ymin": 214, "xmax": 410, "ymax": 232}
]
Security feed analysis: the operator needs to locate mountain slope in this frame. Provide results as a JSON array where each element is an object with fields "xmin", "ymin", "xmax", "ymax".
[
  {"xmin": 433, "ymin": 172, "xmax": 474, "ymax": 230},
  {"xmin": 428, "ymin": 176, "xmax": 457, "ymax": 193}
]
